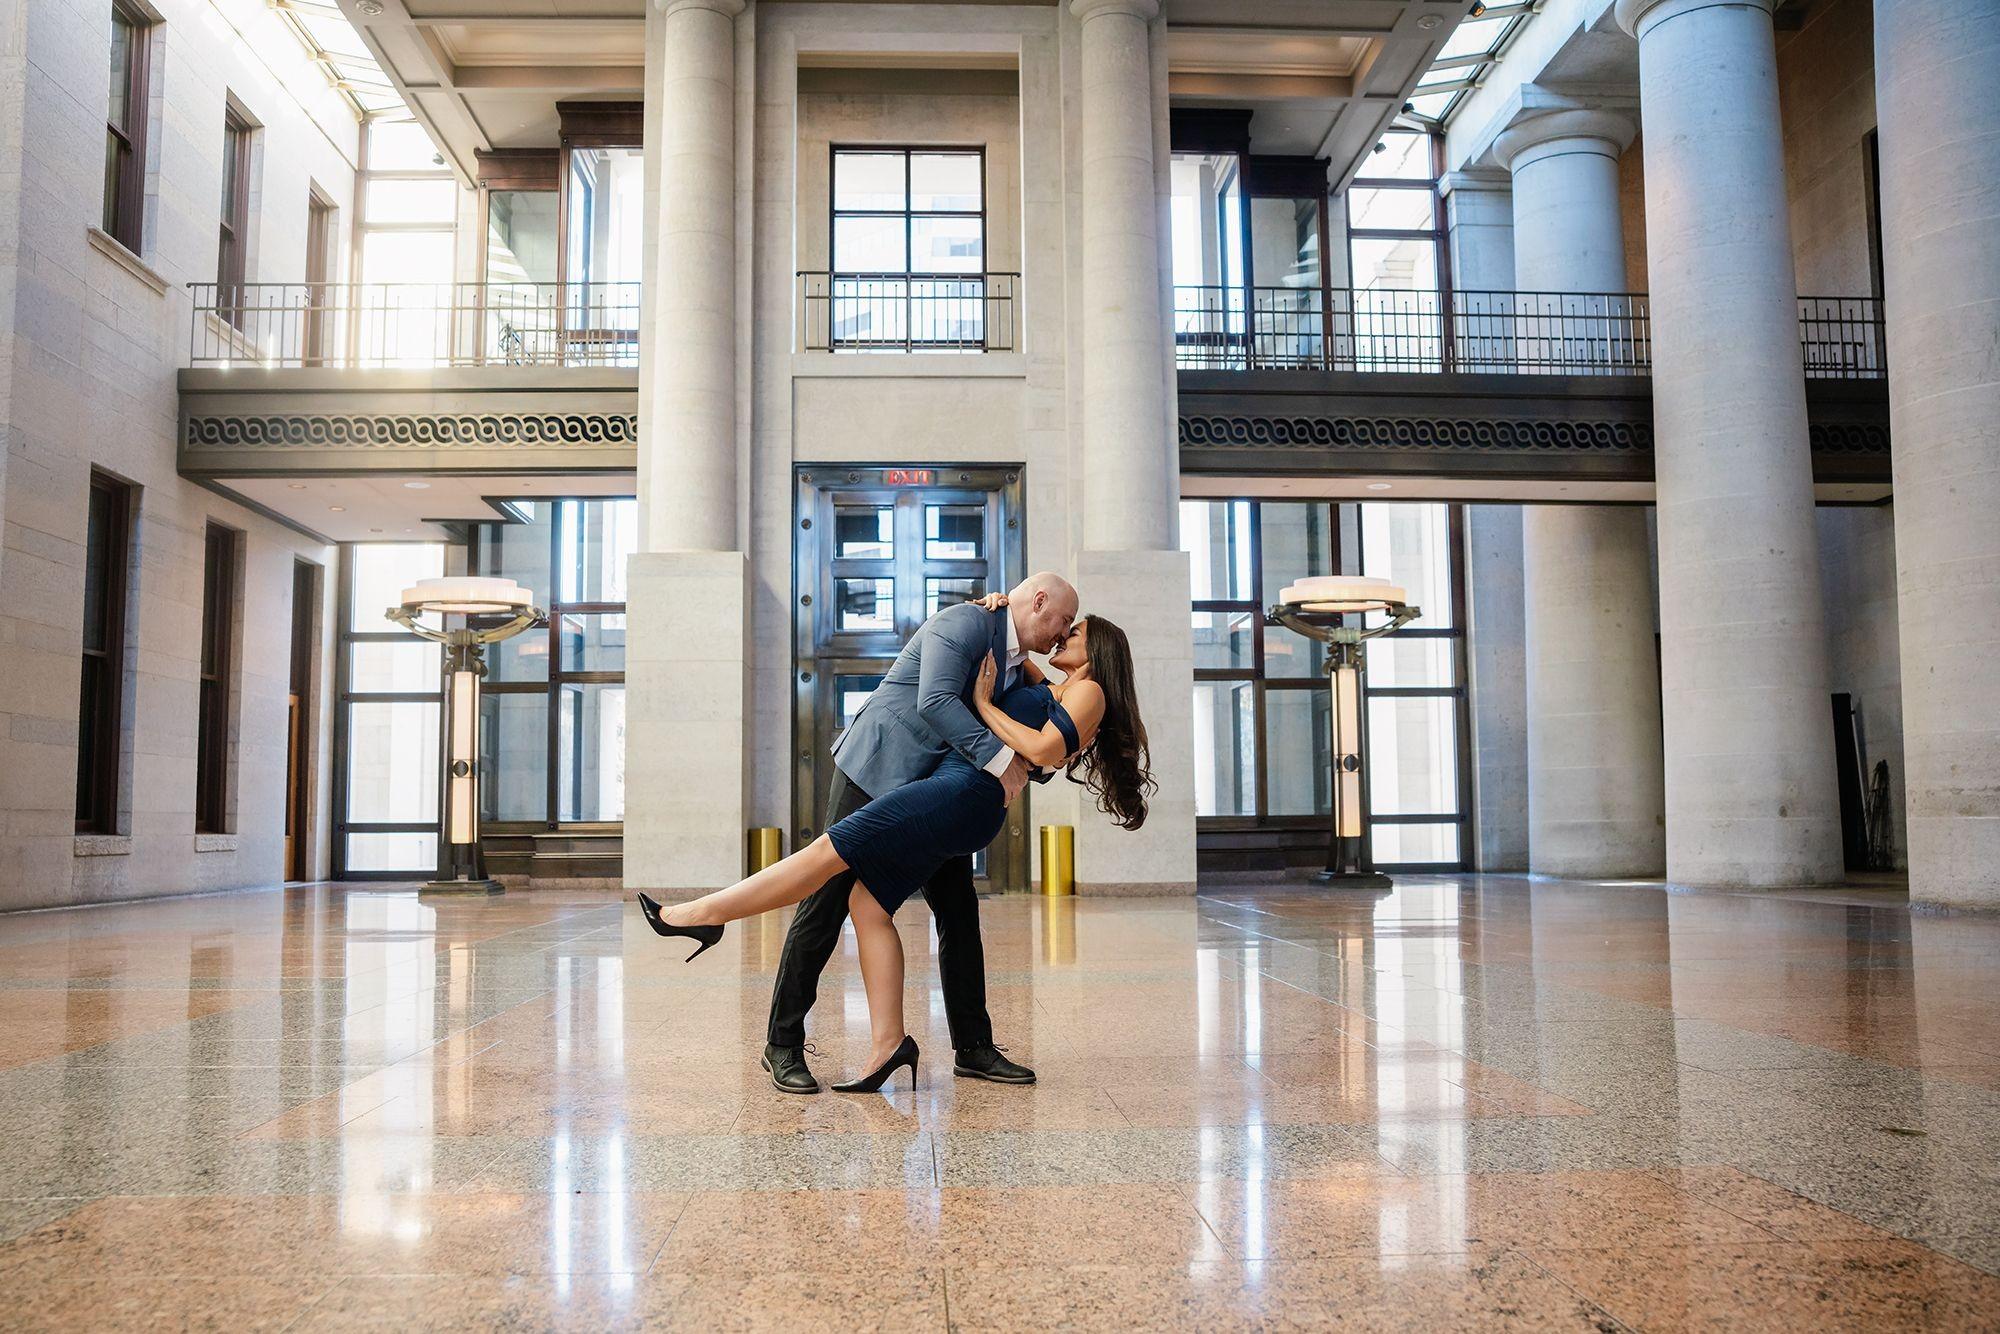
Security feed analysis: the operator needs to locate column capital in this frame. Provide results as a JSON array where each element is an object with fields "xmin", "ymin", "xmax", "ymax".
[
  {"xmin": 1616, "ymin": 0, "xmax": 1774, "ymax": 40},
  {"xmin": 655, "ymin": 0, "xmax": 744, "ymax": 17},
  {"xmin": 1071, "ymin": 0, "xmax": 1159, "ymax": 23},
  {"xmin": 1494, "ymin": 109, "xmax": 1636, "ymax": 173}
]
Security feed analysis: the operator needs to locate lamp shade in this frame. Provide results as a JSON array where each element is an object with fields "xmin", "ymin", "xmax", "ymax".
[
  {"xmin": 1276, "ymin": 575, "xmax": 1409, "ymax": 614},
  {"xmin": 397, "ymin": 576, "xmax": 537, "ymax": 615}
]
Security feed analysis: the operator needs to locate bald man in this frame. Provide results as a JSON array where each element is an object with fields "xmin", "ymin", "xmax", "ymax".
[{"xmin": 761, "ymin": 572, "xmax": 1079, "ymax": 1093}]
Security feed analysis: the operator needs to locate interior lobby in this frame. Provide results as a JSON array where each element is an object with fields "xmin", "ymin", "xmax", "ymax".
[{"xmin": 0, "ymin": 0, "xmax": 1996, "ymax": 1328}]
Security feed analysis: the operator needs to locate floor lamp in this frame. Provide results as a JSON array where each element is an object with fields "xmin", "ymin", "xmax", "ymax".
[
  {"xmin": 388, "ymin": 576, "xmax": 546, "ymax": 895},
  {"xmin": 1267, "ymin": 575, "xmax": 1420, "ymax": 888}
]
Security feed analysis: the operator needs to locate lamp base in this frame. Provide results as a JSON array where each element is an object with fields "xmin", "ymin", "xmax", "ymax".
[
  {"xmin": 1314, "ymin": 870, "xmax": 1395, "ymax": 889},
  {"xmin": 421, "ymin": 877, "xmax": 504, "ymax": 896}
]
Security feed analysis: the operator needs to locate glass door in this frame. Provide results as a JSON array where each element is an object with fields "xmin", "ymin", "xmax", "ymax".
[{"xmin": 792, "ymin": 466, "xmax": 1028, "ymax": 892}]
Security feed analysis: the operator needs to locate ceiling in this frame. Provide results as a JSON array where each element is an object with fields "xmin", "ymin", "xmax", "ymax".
[
  {"xmin": 339, "ymin": 0, "xmax": 1472, "ymax": 188},
  {"xmin": 218, "ymin": 471, "xmax": 636, "ymax": 542},
  {"xmin": 1162, "ymin": 1, "xmax": 1472, "ymax": 184}
]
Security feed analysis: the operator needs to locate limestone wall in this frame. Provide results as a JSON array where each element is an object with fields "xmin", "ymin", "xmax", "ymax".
[{"xmin": 0, "ymin": 0, "xmax": 357, "ymax": 909}]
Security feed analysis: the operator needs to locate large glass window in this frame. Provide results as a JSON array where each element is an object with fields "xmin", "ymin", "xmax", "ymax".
[
  {"xmin": 829, "ymin": 148, "xmax": 986, "ymax": 349},
  {"xmin": 336, "ymin": 543, "xmax": 445, "ymax": 876},
  {"xmin": 355, "ymin": 117, "xmax": 458, "ymax": 365},
  {"xmin": 1347, "ymin": 130, "xmax": 1443, "ymax": 371},
  {"xmin": 469, "ymin": 498, "xmax": 636, "ymax": 827},
  {"xmin": 1184, "ymin": 498, "xmax": 1470, "ymax": 870}
]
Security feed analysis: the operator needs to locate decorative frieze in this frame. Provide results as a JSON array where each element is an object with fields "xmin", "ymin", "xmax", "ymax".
[{"xmin": 185, "ymin": 412, "xmax": 638, "ymax": 450}]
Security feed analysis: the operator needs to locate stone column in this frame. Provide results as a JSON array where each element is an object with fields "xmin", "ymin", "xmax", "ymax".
[
  {"xmin": 626, "ymin": 0, "xmax": 750, "ymax": 895},
  {"xmin": 1075, "ymin": 0, "xmax": 1173, "ymax": 549},
  {"xmin": 1440, "ymin": 171, "xmax": 1530, "ymax": 871},
  {"xmin": 647, "ymin": 0, "xmax": 742, "ymax": 555},
  {"xmin": 1616, "ymin": 0, "xmax": 1842, "ymax": 886},
  {"xmin": 1068, "ymin": 0, "xmax": 1195, "ymax": 892},
  {"xmin": 1874, "ymin": 0, "xmax": 2000, "ymax": 910},
  {"xmin": 1497, "ymin": 110, "xmax": 1666, "ymax": 878}
]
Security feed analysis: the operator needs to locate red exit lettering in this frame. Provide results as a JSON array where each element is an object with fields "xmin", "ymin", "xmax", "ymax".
[{"xmin": 884, "ymin": 469, "xmax": 935, "ymax": 486}]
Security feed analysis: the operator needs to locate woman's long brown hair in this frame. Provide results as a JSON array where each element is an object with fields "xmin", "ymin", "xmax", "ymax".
[{"xmin": 1066, "ymin": 615, "xmax": 1155, "ymax": 830}]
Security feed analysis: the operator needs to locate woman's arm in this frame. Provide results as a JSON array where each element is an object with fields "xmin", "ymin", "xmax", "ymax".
[{"xmin": 973, "ymin": 655, "xmax": 1097, "ymax": 768}]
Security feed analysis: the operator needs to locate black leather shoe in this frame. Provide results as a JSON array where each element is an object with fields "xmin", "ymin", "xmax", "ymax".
[
  {"xmin": 762, "ymin": 1043, "xmax": 821, "ymax": 1094},
  {"xmin": 953, "ymin": 1042, "xmax": 1036, "ymax": 1084}
]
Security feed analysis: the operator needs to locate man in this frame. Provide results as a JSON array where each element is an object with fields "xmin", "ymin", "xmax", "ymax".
[{"xmin": 761, "ymin": 571, "xmax": 1080, "ymax": 1093}]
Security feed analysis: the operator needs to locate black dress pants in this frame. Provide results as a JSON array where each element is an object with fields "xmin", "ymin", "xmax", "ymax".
[{"xmin": 765, "ymin": 767, "xmax": 993, "ymax": 1051}]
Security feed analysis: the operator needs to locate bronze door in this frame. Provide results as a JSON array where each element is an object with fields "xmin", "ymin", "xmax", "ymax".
[{"xmin": 792, "ymin": 466, "xmax": 1027, "ymax": 893}]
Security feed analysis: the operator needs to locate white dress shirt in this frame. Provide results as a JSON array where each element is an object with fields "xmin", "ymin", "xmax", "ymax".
[{"xmin": 982, "ymin": 614, "xmax": 1026, "ymax": 778}]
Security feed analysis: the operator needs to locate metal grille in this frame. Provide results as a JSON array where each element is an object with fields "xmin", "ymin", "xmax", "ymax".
[
  {"xmin": 1172, "ymin": 286, "xmax": 1883, "ymax": 379},
  {"xmin": 797, "ymin": 272, "xmax": 1019, "ymax": 352},
  {"xmin": 187, "ymin": 282, "xmax": 641, "ymax": 367}
]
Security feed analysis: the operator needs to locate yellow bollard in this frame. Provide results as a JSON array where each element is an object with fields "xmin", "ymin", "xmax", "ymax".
[
  {"xmin": 1039, "ymin": 824, "xmax": 1075, "ymax": 896},
  {"xmin": 747, "ymin": 826, "xmax": 783, "ymax": 875}
]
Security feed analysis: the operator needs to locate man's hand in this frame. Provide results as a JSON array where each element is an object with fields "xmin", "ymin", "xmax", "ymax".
[{"xmin": 999, "ymin": 754, "xmax": 1031, "ymax": 806}]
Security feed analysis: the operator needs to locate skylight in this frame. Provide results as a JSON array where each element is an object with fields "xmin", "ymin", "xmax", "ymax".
[
  {"xmin": 1399, "ymin": 2, "xmax": 1539, "ymax": 131},
  {"xmin": 268, "ymin": 0, "xmax": 405, "ymax": 120}
]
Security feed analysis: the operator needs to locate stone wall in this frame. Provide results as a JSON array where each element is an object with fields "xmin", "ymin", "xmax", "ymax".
[{"xmin": 0, "ymin": 0, "xmax": 357, "ymax": 909}]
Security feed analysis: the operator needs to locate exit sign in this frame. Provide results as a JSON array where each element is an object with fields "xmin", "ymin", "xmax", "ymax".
[{"xmin": 884, "ymin": 469, "xmax": 934, "ymax": 486}]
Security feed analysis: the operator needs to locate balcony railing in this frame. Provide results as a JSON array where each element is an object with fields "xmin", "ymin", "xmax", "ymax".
[
  {"xmin": 187, "ymin": 282, "xmax": 641, "ymax": 368},
  {"xmin": 1172, "ymin": 286, "xmax": 1885, "ymax": 379},
  {"xmin": 797, "ymin": 271, "xmax": 1019, "ymax": 353}
]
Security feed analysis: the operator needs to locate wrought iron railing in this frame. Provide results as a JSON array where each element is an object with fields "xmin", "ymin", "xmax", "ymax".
[
  {"xmin": 797, "ymin": 271, "xmax": 1019, "ymax": 353},
  {"xmin": 1171, "ymin": 285, "xmax": 1884, "ymax": 379},
  {"xmin": 186, "ymin": 281, "xmax": 642, "ymax": 367}
]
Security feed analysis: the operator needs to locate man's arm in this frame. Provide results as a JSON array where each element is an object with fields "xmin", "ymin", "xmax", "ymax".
[{"xmin": 912, "ymin": 606, "xmax": 1007, "ymax": 771}]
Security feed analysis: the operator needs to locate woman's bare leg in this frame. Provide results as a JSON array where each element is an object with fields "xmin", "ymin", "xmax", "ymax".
[
  {"xmin": 665, "ymin": 836, "xmax": 850, "ymax": 928},
  {"xmin": 848, "ymin": 882, "xmax": 907, "ymax": 1070}
]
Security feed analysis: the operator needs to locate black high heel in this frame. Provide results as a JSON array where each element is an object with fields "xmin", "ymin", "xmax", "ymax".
[
  {"xmin": 636, "ymin": 893, "xmax": 724, "ymax": 962},
  {"xmin": 832, "ymin": 1036, "xmax": 920, "ymax": 1094}
]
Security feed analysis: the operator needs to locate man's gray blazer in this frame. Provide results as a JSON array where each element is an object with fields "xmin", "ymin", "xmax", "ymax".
[{"xmin": 831, "ymin": 601, "xmax": 1012, "ymax": 800}]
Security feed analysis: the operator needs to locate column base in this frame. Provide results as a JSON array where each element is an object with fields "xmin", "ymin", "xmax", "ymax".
[
  {"xmin": 624, "ymin": 551, "xmax": 751, "ymax": 893},
  {"xmin": 1072, "ymin": 549, "xmax": 1197, "ymax": 896},
  {"xmin": 1314, "ymin": 870, "xmax": 1395, "ymax": 891},
  {"xmin": 420, "ymin": 878, "xmax": 504, "ymax": 897}
]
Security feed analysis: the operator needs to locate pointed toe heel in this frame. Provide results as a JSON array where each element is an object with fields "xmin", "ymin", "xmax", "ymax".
[
  {"xmin": 831, "ymin": 1036, "xmax": 920, "ymax": 1094},
  {"xmin": 636, "ymin": 893, "xmax": 725, "ymax": 962}
]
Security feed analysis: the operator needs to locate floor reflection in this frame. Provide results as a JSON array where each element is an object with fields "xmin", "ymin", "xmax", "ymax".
[{"xmin": 0, "ymin": 875, "xmax": 1995, "ymax": 1327}]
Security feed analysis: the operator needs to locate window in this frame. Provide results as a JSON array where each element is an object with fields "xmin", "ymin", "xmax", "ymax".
[
  {"xmin": 304, "ymin": 190, "xmax": 335, "ymax": 365},
  {"xmin": 335, "ymin": 543, "xmax": 445, "ymax": 876},
  {"xmin": 1184, "ymin": 498, "xmax": 1471, "ymax": 871},
  {"xmin": 1347, "ymin": 131, "xmax": 1444, "ymax": 371},
  {"xmin": 829, "ymin": 147, "xmax": 987, "ymax": 349},
  {"xmin": 195, "ymin": 525, "xmax": 238, "ymax": 833},
  {"xmin": 217, "ymin": 108, "xmax": 253, "ymax": 327},
  {"xmin": 102, "ymin": 1, "xmax": 151, "ymax": 252},
  {"xmin": 356, "ymin": 117, "xmax": 458, "ymax": 365},
  {"xmin": 469, "ymin": 498, "xmax": 636, "ymax": 826},
  {"xmin": 77, "ymin": 473, "xmax": 134, "ymax": 833}
]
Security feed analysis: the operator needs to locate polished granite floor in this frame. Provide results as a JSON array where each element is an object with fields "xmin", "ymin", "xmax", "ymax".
[{"xmin": 0, "ymin": 876, "xmax": 1997, "ymax": 1331}]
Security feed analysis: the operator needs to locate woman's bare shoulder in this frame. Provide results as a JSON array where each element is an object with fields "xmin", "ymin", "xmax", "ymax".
[{"xmin": 1057, "ymin": 678, "xmax": 1106, "ymax": 714}]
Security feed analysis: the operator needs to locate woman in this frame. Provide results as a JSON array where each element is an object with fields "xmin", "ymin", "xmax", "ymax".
[{"xmin": 637, "ymin": 603, "xmax": 1153, "ymax": 1093}]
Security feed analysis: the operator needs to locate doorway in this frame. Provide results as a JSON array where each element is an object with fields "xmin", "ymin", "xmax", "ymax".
[
  {"xmin": 285, "ymin": 559, "xmax": 320, "ymax": 881},
  {"xmin": 792, "ymin": 465, "xmax": 1028, "ymax": 893}
]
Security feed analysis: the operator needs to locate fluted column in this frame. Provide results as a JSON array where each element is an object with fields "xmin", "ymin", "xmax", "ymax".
[
  {"xmin": 1616, "ymin": 0, "xmax": 1842, "ymax": 886},
  {"xmin": 1065, "ymin": 0, "xmax": 1194, "ymax": 892},
  {"xmin": 1074, "ymin": 0, "xmax": 1172, "ymax": 550},
  {"xmin": 647, "ymin": 0, "xmax": 743, "ymax": 553},
  {"xmin": 1874, "ymin": 0, "xmax": 2000, "ymax": 909},
  {"xmin": 1497, "ymin": 110, "xmax": 1666, "ymax": 878}
]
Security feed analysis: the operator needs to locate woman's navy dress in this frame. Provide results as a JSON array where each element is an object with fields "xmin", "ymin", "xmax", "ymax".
[{"xmin": 829, "ymin": 681, "xmax": 1080, "ymax": 915}]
